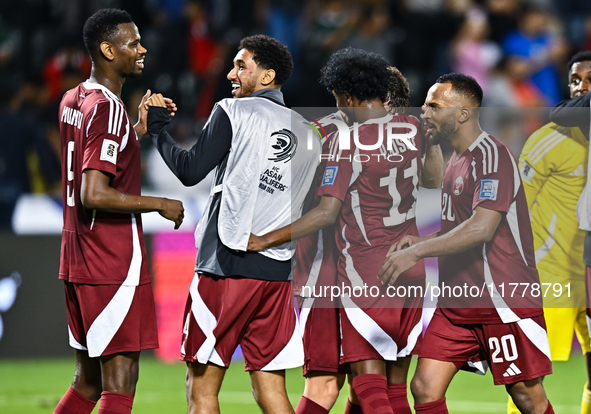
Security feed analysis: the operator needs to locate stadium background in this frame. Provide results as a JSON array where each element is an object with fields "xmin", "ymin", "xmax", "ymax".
[{"xmin": 0, "ymin": 0, "xmax": 590, "ymax": 412}]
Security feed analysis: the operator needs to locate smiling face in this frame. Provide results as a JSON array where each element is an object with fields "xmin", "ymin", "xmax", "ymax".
[
  {"xmin": 110, "ymin": 23, "xmax": 146, "ymax": 79},
  {"xmin": 227, "ymin": 48, "xmax": 264, "ymax": 98},
  {"xmin": 421, "ymin": 82, "xmax": 461, "ymax": 145},
  {"xmin": 568, "ymin": 61, "xmax": 591, "ymax": 98}
]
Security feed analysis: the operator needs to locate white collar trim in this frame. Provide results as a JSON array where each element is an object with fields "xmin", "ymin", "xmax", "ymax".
[
  {"xmin": 83, "ymin": 81, "xmax": 121, "ymax": 101},
  {"xmin": 468, "ymin": 131, "xmax": 489, "ymax": 152}
]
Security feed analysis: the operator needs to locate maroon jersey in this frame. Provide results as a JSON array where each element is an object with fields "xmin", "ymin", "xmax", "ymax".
[
  {"xmin": 317, "ymin": 113, "xmax": 425, "ymax": 288},
  {"xmin": 438, "ymin": 132, "xmax": 543, "ymax": 324},
  {"xmin": 293, "ymin": 113, "xmax": 344, "ymax": 295},
  {"xmin": 59, "ymin": 81, "xmax": 150, "ymax": 285}
]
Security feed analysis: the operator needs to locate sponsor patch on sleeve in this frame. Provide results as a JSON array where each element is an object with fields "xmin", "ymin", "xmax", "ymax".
[
  {"xmin": 479, "ymin": 179, "xmax": 499, "ymax": 201},
  {"xmin": 519, "ymin": 160, "xmax": 535, "ymax": 184},
  {"xmin": 100, "ymin": 139, "xmax": 119, "ymax": 165},
  {"xmin": 321, "ymin": 166, "xmax": 338, "ymax": 186}
]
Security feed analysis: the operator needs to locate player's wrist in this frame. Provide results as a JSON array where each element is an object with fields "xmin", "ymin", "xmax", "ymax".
[{"xmin": 134, "ymin": 121, "xmax": 148, "ymax": 138}]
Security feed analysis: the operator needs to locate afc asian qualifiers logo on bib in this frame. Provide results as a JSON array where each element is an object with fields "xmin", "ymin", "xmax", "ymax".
[
  {"xmin": 269, "ymin": 129, "xmax": 298, "ymax": 163},
  {"xmin": 453, "ymin": 176, "xmax": 464, "ymax": 195}
]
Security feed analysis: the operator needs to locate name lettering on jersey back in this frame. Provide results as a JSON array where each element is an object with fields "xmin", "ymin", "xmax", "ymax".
[
  {"xmin": 61, "ymin": 106, "xmax": 83, "ymax": 129},
  {"xmin": 259, "ymin": 166, "xmax": 288, "ymax": 194}
]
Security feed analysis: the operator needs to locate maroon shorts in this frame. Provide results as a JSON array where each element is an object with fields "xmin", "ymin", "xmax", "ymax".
[
  {"xmin": 339, "ymin": 294, "xmax": 423, "ymax": 364},
  {"xmin": 300, "ymin": 297, "xmax": 346, "ymax": 376},
  {"xmin": 421, "ymin": 309, "xmax": 552, "ymax": 385},
  {"xmin": 180, "ymin": 273, "xmax": 303, "ymax": 371},
  {"xmin": 64, "ymin": 281, "xmax": 158, "ymax": 357}
]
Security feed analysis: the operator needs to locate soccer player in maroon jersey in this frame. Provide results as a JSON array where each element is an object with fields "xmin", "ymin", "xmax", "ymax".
[
  {"xmin": 249, "ymin": 48, "xmax": 443, "ymax": 414},
  {"xmin": 379, "ymin": 73, "xmax": 554, "ymax": 414},
  {"xmin": 54, "ymin": 9, "xmax": 184, "ymax": 414}
]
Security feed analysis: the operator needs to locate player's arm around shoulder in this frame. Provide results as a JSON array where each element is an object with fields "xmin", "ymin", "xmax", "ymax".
[{"xmin": 81, "ymin": 169, "xmax": 184, "ymax": 229}]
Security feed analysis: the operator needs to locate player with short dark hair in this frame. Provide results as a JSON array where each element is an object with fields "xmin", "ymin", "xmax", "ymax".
[
  {"xmin": 379, "ymin": 73, "xmax": 555, "ymax": 414},
  {"xmin": 249, "ymin": 47, "xmax": 443, "ymax": 414},
  {"xmin": 146, "ymin": 35, "xmax": 320, "ymax": 413},
  {"xmin": 435, "ymin": 72, "xmax": 484, "ymax": 107},
  {"xmin": 54, "ymin": 8, "xmax": 184, "ymax": 414}
]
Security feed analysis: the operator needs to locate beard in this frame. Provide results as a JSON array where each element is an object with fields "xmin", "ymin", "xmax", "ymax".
[
  {"xmin": 429, "ymin": 116, "xmax": 456, "ymax": 145},
  {"xmin": 236, "ymin": 78, "xmax": 257, "ymax": 98}
]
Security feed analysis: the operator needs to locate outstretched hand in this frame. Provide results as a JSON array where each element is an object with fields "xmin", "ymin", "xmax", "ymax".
[
  {"xmin": 135, "ymin": 90, "xmax": 177, "ymax": 138},
  {"xmin": 147, "ymin": 93, "xmax": 177, "ymax": 114}
]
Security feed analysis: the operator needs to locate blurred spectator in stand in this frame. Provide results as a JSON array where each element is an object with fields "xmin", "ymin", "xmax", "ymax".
[
  {"xmin": 485, "ymin": 0, "xmax": 521, "ymax": 45},
  {"xmin": 265, "ymin": 0, "xmax": 302, "ymax": 91},
  {"xmin": 583, "ymin": 16, "xmax": 591, "ymax": 51},
  {"xmin": 502, "ymin": 5, "xmax": 568, "ymax": 105},
  {"xmin": 344, "ymin": 3, "xmax": 394, "ymax": 64},
  {"xmin": 184, "ymin": 0, "xmax": 225, "ymax": 120},
  {"xmin": 0, "ymin": 84, "xmax": 60, "ymax": 229},
  {"xmin": 42, "ymin": 36, "xmax": 91, "ymax": 103},
  {"xmin": 299, "ymin": 0, "xmax": 360, "ymax": 106},
  {"xmin": 396, "ymin": 0, "xmax": 467, "ymax": 106},
  {"xmin": 484, "ymin": 57, "xmax": 547, "ymax": 154},
  {"xmin": 451, "ymin": 7, "xmax": 502, "ymax": 93}
]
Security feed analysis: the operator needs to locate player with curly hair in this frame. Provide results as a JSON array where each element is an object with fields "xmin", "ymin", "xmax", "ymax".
[{"xmin": 248, "ymin": 47, "xmax": 443, "ymax": 414}]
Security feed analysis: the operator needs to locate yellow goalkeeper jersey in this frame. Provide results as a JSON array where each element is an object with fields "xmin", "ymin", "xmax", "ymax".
[{"xmin": 519, "ymin": 122, "xmax": 588, "ymax": 280}]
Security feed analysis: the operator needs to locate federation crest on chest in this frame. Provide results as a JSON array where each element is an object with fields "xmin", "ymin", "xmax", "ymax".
[{"xmin": 453, "ymin": 176, "xmax": 464, "ymax": 196}]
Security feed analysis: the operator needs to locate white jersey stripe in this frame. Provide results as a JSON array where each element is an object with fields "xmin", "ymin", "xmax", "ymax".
[
  {"xmin": 529, "ymin": 129, "xmax": 563, "ymax": 159},
  {"xmin": 397, "ymin": 317, "xmax": 422, "ymax": 357},
  {"xmin": 507, "ymin": 201, "xmax": 528, "ymax": 265},
  {"xmin": 505, "ymin": 150, "xmax": 528, "ymax": 265},
  {"xmin": 535, "ymin": 214, "xmax": 556, "ymax": 263},
  {"xmin": 507, "ymin": 147, "xmax": 521, "ymax": 198},
  {"xmin": 530, "ymin": 131, "xmax": 564, "ymax": 163},
  {"xmin": 341, "ymin": 225, "xmax": 365, "ymax": 289},
  {"xmin": 516, "ymin": 318, "xmax": 552, "ymax": 361},
  {"xmin": 114, "ymin": 101, "xmax": 123, "ymax": 136},
  {"xmin": 85, "ymin": 285, "xmax": 136, "ymax": 357},
  {"xmin": 84, "ymin": 214, "xmax": 142, "ymax": 357},
  {"xmin": 482, "ymin": 244, "xmax": 520, "ymax": 324},
  {"xmin": 478, "ymin": 145, "xmax": 488, "ymax": 176},
  {"xmin": 301, "ymin": 229, "xmax": 325, "ymax": 295},
  {"xmin": 105, "ymin": 93, "xmax": 114, "ymax": 134},
  {"xmin": 484, "ymin": 136, "xmax": 499, "ymax": 173},
  {"xmin": 298, "ymin": 297, "xmax": 314, "ymax": 333},
  {"xmin": 68, "ymin": 325, "xmax": 87, "ymax": 351},
  {"xmin": 261, "ymin": 308, "xmax": 304, "ymax": 371},
  {"xmin": 112, "ymin": 98, "xmax": 121, "ymax": 135},
  {"xmin": 341, "ymin": 295, "xmax": 399, "ymax": 360},
  {"xmin": 86, "ymin": 104, "xmax": 98, "ymax": 137},
  {"xmin": 481, "ymin": 139, "xmax": 493, "ymax": 175},
  {"xmin": 189, "ymin": 274, "xmax": 224, "ymax": 366},
  {"xmin": 532, "ymin": 134, "xmax": 566, "ymax": 164}
]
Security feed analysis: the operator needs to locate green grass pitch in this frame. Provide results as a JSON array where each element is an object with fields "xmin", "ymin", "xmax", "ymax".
[{"xmin": 0, "ymin": 353, "xmax": 586, "ymax": 413}]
